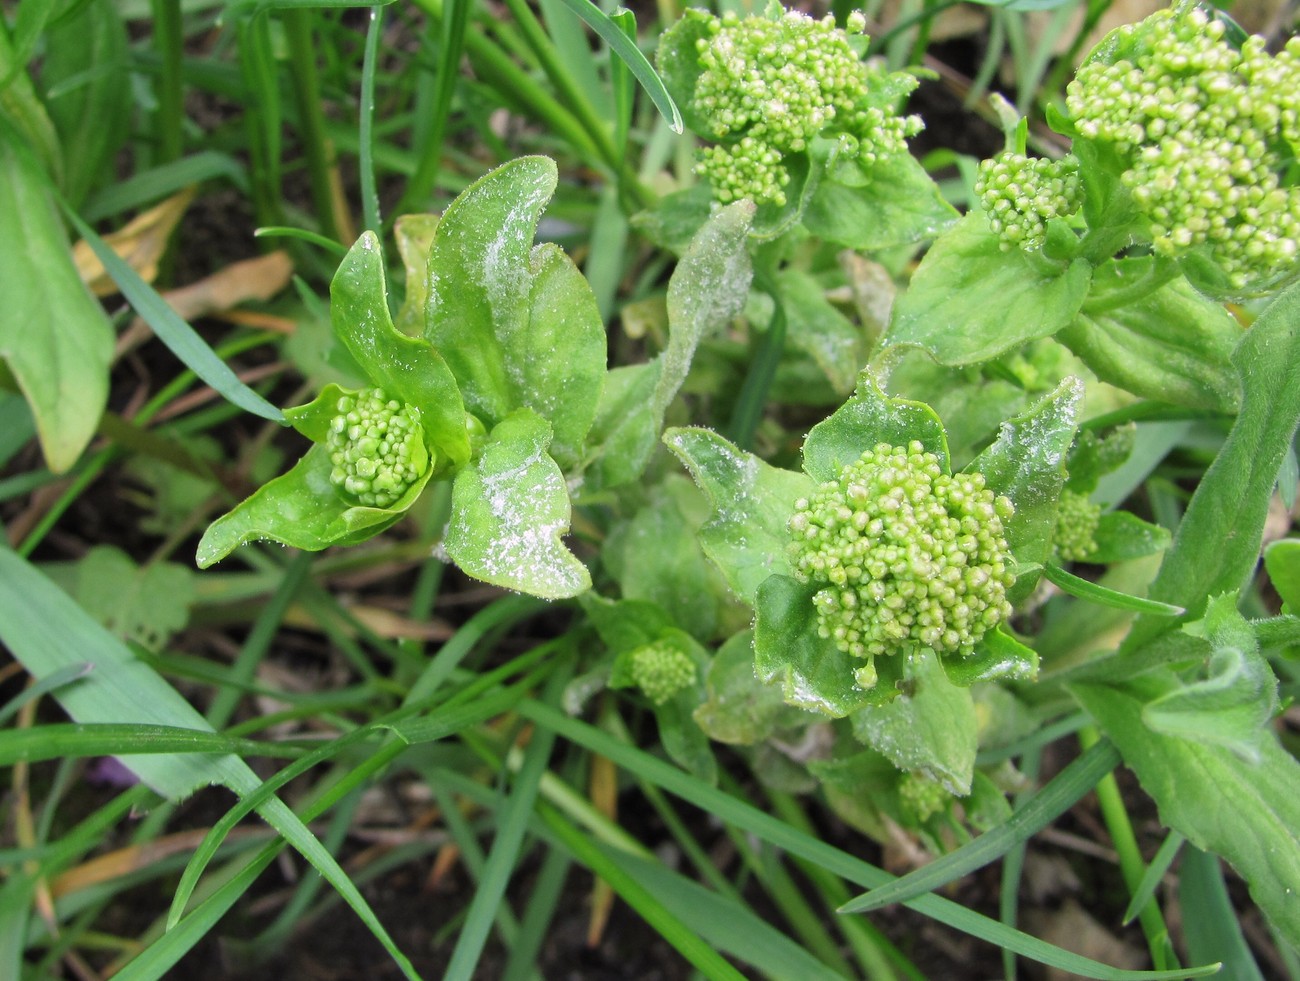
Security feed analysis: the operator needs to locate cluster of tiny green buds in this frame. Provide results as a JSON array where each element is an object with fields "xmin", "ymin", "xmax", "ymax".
[
  {"xmin": 898, "ymin": 771, "xmax": 951, "ymax": 823},
  {"xmin": 326, "ymin": 389, "xmax": 429, "ymax": 508},
  {"xmin": 975, "ymin": 153, "xmax": 1083, "ymax": 252},
  {"xmin": 1052, "ymin": 489, "xmax": 1102, "ymax": 563},
  {"xmin": 789, "ymin": 442, "xmax": 1015, "ymax": 687},
  {"xmin": 692, "ymin": 9, "xmax": 921, "ymax": 206},
  {"xmin": 628, "ymin": 642, "xmax": 697, "ymax": 706},
  {"xmin": 1065, "ymin": 5, "xmax": 1300, "ymax": 291}
]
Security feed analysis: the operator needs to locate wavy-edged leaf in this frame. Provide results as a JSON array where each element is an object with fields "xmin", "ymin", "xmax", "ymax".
[
  {"xmin": 331, "ymin": 231, "xmax": 469, "ymax": 467},
  {"xmin": 663, "ymin": 426, "xmax": 814, "ymax": 604},
  {"xmin": 1071, "ymin": 672, "xmax": 1300, "ymax": 951},
  {"xmin": 887, "ymin": 212, "xmax": 1091, "ymax": 365},
  {"xmin": 802, "ymin": 371, "xmax": 950, "ymax": 482},
  {"xmin": 445, "ymin": 409, "xmax": 590, "ymax": 599}
]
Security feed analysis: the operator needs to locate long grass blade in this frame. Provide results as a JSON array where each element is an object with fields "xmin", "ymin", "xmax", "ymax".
[
  {"xmin": 550, "ymin": 0, "xmax": 682, "ymax": 133},
  {"xmin": 58, "ymin": 205, "xmax": 285, "ymax": 424},
  {"xmin": 840, "ymin": 739, "xmax": 1121, "ymax": 913},
  {"xmin": 519, "ymin": 700, "xmax": 1217, "ymax": 981}
]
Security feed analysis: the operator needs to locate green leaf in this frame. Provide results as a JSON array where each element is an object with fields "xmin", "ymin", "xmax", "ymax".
[
  {"xmin": 588, "ymin": 201, "xmax": 753, "ymax": 488},
  {"xmin": 657, "ymin": 200, "xmax": 754, "ymax": 421},
  {"xmin": 1142, "ymin": 595, "xmax": 1279, "ymax": 762},
  {"xmin": 392, "ymin": 212, "xmax": 440, "ymax": 335},
  {"xmin": 753, "ymin": 575, "xmax": 905, "ymax": 716},
  {"xmin": 850, "ymin": 649, "xmax": 978, "ymax": 795},
  {"xmin": 1087, "ymin": 510, "xmax": 1171, "ymax": 563},
  {"xmin": 330, "ymin": 232, "xmax": 469, "ymax": 467},
  {"xmin": 1263, "ymin": 539, "xmax": 1300, "ymax": 614},
  {"xmin": 584, "ymin": 362, "xmax": 663, "ymax": 490},
  {"xmin": 74, "ymin": 546, "xmax": 195, "ymax": 650},
  {"xmin": 1179, "ymin": 847, "xmax": 1268, "ymax": 981},
  {"xmin": 969, "ymin": 377, "xmax": 1083, "ymax": 600},
  {"xmin": 602, "ymin": 475, "xmax": 732, "ymax": 640},
  {"xmin": 0, "ymin": 27, "xmax": 61, "ymax": 179},
  {"xmin": 693, "ymin": 631, "xmax": 800, "ymax": 745},
  {"xmin": 42, "ymin": 1, "xmax": 130, "ymax": 208},
  {"xmin": 654, "ymin": 9, "xmax": 718, "ymax": 138},
  {"xmin": 1126, "ymin": 279, "xmax": 1300, "ymax": 651},
  {"xmin": 803, "ymin": 151, "xmax": 958, "ymax": 250},
  {"xmin": 196, "ymin": 444, "xmax": 418, "ymax": 567},
  {"xmin": 802, "ymin": 371, "xmax": 950, "ymax": 482},
  {"xmin": 445, "ymin": 409, "xmax": 590, "ymax": 599},
  {"xmin": 941, "ymin": 627, "xmax": 1040, "ymax": 687},
  {"xmin": 663, "ymin": 427, "xmax": 814, "ymax": 604},
  {"xmin": 1070, "ymin": 672, "xmax": 1300, "ymax": 951},
  {"xmin": 1044, "ymin": 563, "xmax": 1184, "ymax": 616},
  {"xmin": 423, "ymin": 156, "xmax": 556, "ymax": 427},
  {"xmin": 1066, "ymin": 423, "xmax": 1136, "ymax": 494},
  {"xmin": 776, "ymin": 269, "xmax": 866, "ymax": 396},
  {"xmin": 887, "ymin": 212, "xmax": 1092, "ymax": 365},
  {"xmin": 516, "ymin": 242, "xmax": 606, "ymax": 467},
  {"xmin": 1059, "ymin": 260, "xmax": 1241, "ymax": 412},
  {"xmin": 0, "ymin": 125, "xmax": 112, "ymax": 473}
]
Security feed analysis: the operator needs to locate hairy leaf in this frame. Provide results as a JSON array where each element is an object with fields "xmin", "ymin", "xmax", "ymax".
[
  {"xmin": 445, "ymin": 409, "xmax": 590, "ymax": 599},
  {"xmin": 887, "ymin": 213, "xmax": 1091, "ymax": 365}
]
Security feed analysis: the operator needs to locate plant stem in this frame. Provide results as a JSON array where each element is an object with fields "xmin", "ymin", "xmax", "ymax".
[
  {"xmin": 283, "ymin": 8, "xmax": 351, "ymax": 243},
  {"xmin": 1077, "ymin": 725, "xmax": 1180, "ymax": 970}
]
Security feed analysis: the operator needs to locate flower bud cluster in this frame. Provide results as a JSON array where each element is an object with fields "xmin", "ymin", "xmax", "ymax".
[
  {"xmin": 1052, "ymin": 489, "xmax": 1101, "ymax": 562},
  {"xmin": 628, "ymin": 642, "xmax": 697, "ymax": 705},
  {"xmin": 789, "ymin": 442, "xmax": 1015, "ymax": 685},
  {"xmin": 326, "ymin": 389, "xmax": 429, "ymax": 508},
  {"xmin": 1065, "ymin": 6, "xmax": 1300, "ymax": 291},
  {"xmin": 693, "ymin": 9, "xmax": 921, "ymax": 206},
  {"xmin": 975, "ymin": 153, "xmax": 1083, "ymax": 252},
  {"xmin": 898, "ymin": 771, "xmax": 950, "ymax": 822}
]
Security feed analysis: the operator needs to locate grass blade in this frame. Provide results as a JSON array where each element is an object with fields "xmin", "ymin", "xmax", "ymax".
[
  {"xmin": 550, "ymin": 0, "xmax": 682, "ymax": 133},
  {"xmin": 519, "ymin": 699, "xmax": 1216, "ymax": 980},
  {"xmin": 839, "ymin": 739, "xmax": 1121, "ymax": 913},
  {"xmin": 58, "ymin": 204, "xmax": 285, "ymax": 424}
]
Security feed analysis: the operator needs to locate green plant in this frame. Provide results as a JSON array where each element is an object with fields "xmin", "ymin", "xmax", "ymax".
[{"xmin": 4, "ymin": 1, "xmax": 1300, "ymax": 979}]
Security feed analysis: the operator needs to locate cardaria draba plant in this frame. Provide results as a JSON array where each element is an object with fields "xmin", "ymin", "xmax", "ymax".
[
  {"xmin": 691, "ymin": 8, "xmax": 921, "ymax": 206},
  {"xmin": 789, "ymin": 442, "xmax": 1015, "ymax": 688},
  {"xmin": 628, "ymin": 641, "xmax": 699, "ymax": 706},
  {"xmin": 326, "ymin": 390, "xmax": 429, "ymax": 508},
  {"xmin": 974, "ymin": 152, "xmax": 1083, "ymax": 252},
  {"xmin": 1065, "ymin": 2, "xmax": 1300, "ymax": 291}
]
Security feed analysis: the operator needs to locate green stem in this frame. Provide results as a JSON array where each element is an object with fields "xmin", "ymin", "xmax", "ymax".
[
  {"xmin": 1077, "ymin": 725, "xmax": 1180, "ymax": 970},
  {"xmin": 395, "ymin": 0, "xmax": 470, "ymax": 214},
  {"xmin": 1080, "ymin": 256, "xmax": 1181, "ymax": 315},
  {"xmin": 283, "ymin": 8, "xmax": 348, "ymax": 242},
  {"xmin": 150, "ymin": 0, "xmax": 184, "ymax": 164},
  {"xmin": 727, "ymin": 273, "xmax": 785, "ymax": 450}
]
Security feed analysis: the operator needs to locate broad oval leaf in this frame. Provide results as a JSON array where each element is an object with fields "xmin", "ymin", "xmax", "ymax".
[
  {"xmin": 887, "ymin": 212, "xmax": 1091, "ymax": 365},
  {"xmin": 663, "ymin": 426, "xmax": 814, "ymax": 604},
  {"xmin": 331, "ymin": 232, "xmax": 470, "ymax": 467},
  {"xmin": 802, "ymin": 371, "xmax": 950, "ymax": 483},
  {"xmin": 424, "ymin": 156, "xmax": 558, "ymax": 427},
  {"xmin": 0, "ymin": 125, "xmax": 113, "ymax": 472},
  {"xmin": 445, "ymin": 408, "xmax": 590, "ymax": 599}
]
